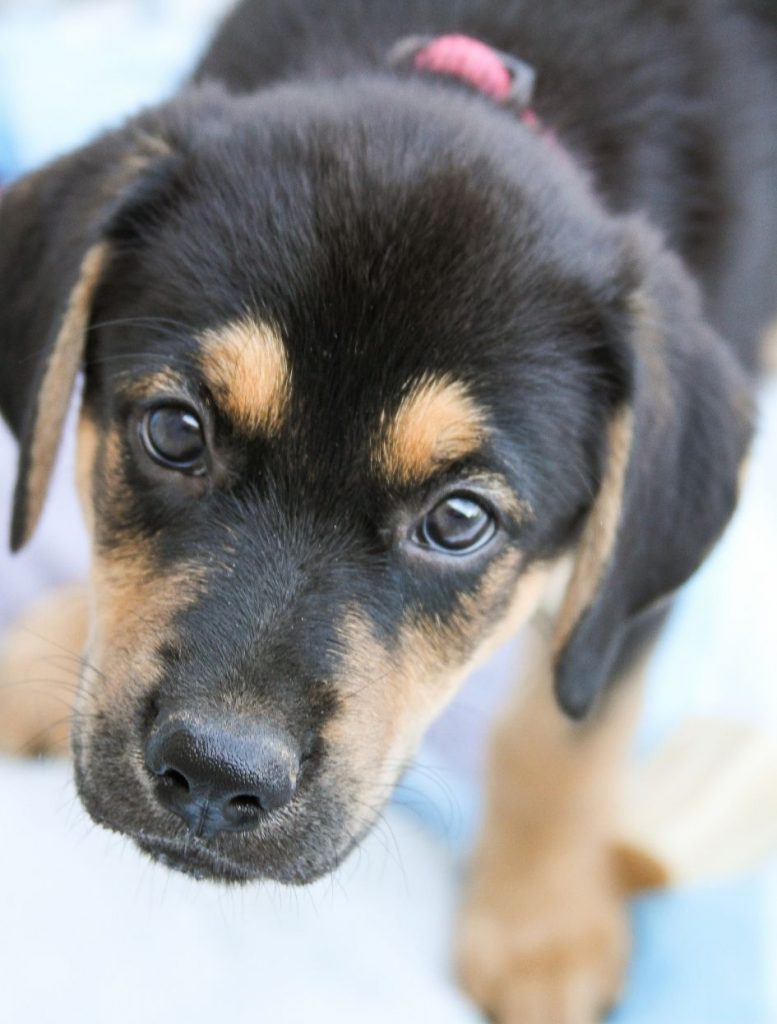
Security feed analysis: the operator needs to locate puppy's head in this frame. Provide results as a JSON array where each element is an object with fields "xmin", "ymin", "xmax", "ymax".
[{"xmin": 0, "ymin": 81, "xmax": 752, "ymax": 882}]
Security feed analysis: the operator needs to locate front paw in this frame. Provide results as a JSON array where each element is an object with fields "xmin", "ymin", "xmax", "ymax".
[
  {"xmin": 0, "ymin": 645, "xmax": 73, "ymax": 755},
  {"xmin": 456, "ymin": 858, "xmax": 630, "ymax": 1024},
  {"xmin": 0, "ymin": 587, "xmax": 87, "ymax": 756}
]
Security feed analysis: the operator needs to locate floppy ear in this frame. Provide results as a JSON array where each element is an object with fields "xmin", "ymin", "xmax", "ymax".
[
  {"xmin": 552, "ymin": 223, "xmax": 755, "ymax": 718},
  {"xmin": 0, "ymin": 127, "xmax": 174, "ymax": 551}
]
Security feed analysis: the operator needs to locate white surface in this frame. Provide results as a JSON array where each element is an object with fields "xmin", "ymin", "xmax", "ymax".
[
  {"xmin": 0, "ymin": 0, "xmax": 230, "ymax": 172},
  {"xmin": 0, "ymin": 758, "xmax": 480, "ymax": 1024}
]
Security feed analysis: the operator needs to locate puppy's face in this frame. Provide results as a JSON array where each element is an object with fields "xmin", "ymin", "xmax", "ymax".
[{"xmin": 1, "ymin": 82, "xmax": 752, "ymax": 883}]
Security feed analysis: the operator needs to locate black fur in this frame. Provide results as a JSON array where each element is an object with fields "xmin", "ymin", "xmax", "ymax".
[{"xmin": 196, "ymin": 0, "xmax": 777, "ymax": 364}]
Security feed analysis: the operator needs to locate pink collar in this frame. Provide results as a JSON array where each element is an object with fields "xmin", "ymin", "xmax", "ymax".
[{"xmin": 389, "ymin": 33, "xmax": 538, "ymax": 123}]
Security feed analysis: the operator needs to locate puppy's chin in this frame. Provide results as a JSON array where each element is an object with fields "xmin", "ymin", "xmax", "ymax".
[
  {"xmin": 134, "ymin": 835, "xmax": 264, "ymax": 884},
  {"xmin": 72, "ymin": 741, "xmax": 373, "ymax": 886},
  {"xmin": 132, "ymin": 825, "xmax": 367, "ymax": 886}
]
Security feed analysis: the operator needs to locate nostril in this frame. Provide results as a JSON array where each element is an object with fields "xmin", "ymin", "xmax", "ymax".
[
  {"xmin": 158, "ymin": 768, "xmax": 191, "ymax": 794},
  {"xmin": 227, "ymin": 794, "xmax": 262, "ymax": 813},
  {"xmin": 223, "ymin": 792, "xmax": 265, "ymax": 829}
]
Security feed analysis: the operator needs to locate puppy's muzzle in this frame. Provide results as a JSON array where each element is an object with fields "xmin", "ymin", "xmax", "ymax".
[{"xmin": 145, "ymin": 711, "xmax": 300, "ymax": 837}]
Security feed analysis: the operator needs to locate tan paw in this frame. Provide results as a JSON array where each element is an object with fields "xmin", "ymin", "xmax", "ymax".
[
  {"xmin": 456, "ymin": 861, "xmax": 630, "ymax": 1024},
  {"xmin": 0, "ymin": 586, "xmax": 88, "ymax": 756}
]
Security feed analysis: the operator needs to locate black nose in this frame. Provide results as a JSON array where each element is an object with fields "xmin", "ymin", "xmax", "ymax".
[{"xmin": 145, "ymin": 712, "xmax": 300, "ymax": 837}]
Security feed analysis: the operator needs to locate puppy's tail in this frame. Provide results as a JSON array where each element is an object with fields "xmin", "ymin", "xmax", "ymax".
[{"xmin": 613, "ymin": 718, "xmax": 777, "ymax": 893}]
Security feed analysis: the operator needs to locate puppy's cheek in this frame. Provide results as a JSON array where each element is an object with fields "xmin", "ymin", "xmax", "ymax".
[
  {"xmin": 73, "ymin": 411, "xmax": 204, "ymax": 749},
  {"xmin": 325, "ymin": 556, "xmax": 553, "ymax": 837},
  {"xmin": 72, "ymin": 555, "xmax": 206, "ymax": 814},
  {"xmin": 73, "ymin": 563, "xmax": 202, "ymax": 789}
]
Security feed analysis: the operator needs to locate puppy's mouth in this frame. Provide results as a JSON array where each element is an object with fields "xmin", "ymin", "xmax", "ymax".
[
  {"xmin": 74, "ymin": 743, "xmax": 373, "ymax": 886},
  {"xmin": 134, "ymin": 833, "xmax": 263, "ymax": 884},
  {"xmin": 132, "ymin": 824, "xmax": 368, "ymax": 885},
  {"xmin": 71, "ymin": 686, "xmax": 389, "ymax": 886}
]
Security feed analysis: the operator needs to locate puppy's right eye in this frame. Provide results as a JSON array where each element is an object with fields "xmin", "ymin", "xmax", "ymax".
[
  {"xmin": 141, "ymin": 405, "xmax": 206, "ymax": 473},
  {"xmin": 413, "ymin": 493, "xmax": 497, "ymax": 555}
]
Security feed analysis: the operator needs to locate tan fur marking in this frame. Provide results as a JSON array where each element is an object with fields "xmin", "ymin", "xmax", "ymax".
[
  {"xmin": 98, "ymin": 133, "xmax": 172, "ymax": 201},
  {"xmin": 553, "ymin": 408, "xmax": 633, "ymax": 656},
  {"xmin": 73, "ymin": 550, "xmax": 207, "ymax": 779},
  {"xmin": 20, "ymin": 241, "xmax": 111, "ymax": 547},
  {"xmin": 71, "ymin": 415, "xmax": 207, "ymax": 769},
  {"xmin": 75, "ymin": 414, "xmax": 99, "ymax": 535},
  {"xmin": 613, "ymin": 842, "xmax": 672, "ymax": 892},
  {"xmin": 457, "ymin": 624, "xmax": 649, "ymax": 1022},
  {"xmin": 0, "ymin": 585, "xmax": 89, "ymax": 755},
  {"xmin": 199, "ymin": 319, "xmax": 290, "ymax": 433},
  {"xmin": 324, "ymin": 550, "xmax": 554, "ymax": 840},
  {"xmin": 377, "ymin": 376, "xmax": 486, "ymax": 485},
  {"xmin": 468, "ymin": 559, "xmax": 557, "ymax": 670},
  {"xmin": 82, "ymin": 422, "xmax": 207, "ymax": 676}
]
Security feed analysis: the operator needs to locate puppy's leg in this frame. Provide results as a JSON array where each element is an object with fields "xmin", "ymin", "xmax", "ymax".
[
  {"xmin": 0, "ymin": 585, "xmax": 89, "ymax": 755},
  {"xmin": 457, "ymin": 623, "xmax": 649, "ymax": 1024}
]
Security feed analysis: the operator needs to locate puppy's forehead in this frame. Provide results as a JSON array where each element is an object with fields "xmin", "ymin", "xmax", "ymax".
[
  {"xmin": 95, "ymin": 88, "xmax": 625, "ymax": 492},
  {"xmin": 194, "ymin": 313, "xmax": 488, "ymax": 483}
]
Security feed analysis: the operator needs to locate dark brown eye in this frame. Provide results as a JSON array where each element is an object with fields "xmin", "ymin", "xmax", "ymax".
[
  {"xmin": 415, "ymin": 494, "xmax": 496, "ymax": 554},
  {"xmin": 141, "ymin": 405, "xmax": 206, "ymax": 472}
]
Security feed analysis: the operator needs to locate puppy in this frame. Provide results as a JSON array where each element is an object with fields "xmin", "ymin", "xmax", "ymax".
[{"xmin": 1, "ymin": 1, "xmax": 775, "ymax": 1020}]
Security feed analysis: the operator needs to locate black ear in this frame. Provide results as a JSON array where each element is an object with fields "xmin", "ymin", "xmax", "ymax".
[
  {"xmin": 0, "ymin": 126, "xmax": 175, "ymax": 550},
  {"xmin": 552, "ymin": 222, "xmax": 755, "ymax": 718}
]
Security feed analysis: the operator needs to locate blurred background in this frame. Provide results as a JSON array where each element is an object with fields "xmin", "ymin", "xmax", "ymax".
[{"xmin": 1, "ymin": 2, "xmax": 776, "ymax": 1021}]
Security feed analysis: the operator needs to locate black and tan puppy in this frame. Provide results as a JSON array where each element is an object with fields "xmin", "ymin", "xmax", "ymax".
[{"xmin": 1, "ymin": 1, "xmax": 776, "ymax": 1019}]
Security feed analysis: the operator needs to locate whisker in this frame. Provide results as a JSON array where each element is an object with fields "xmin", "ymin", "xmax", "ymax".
[{"xmin": 87, "ymin": 315, "xmax": 195, "ymax": 336}]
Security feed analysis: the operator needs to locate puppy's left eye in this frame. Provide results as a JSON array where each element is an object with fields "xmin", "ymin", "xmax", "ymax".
[
  {"xmin": 141, "ymin": 405, "xmax": 206, "ymax": 472},
  {"xmin": 414, "ymin": 494, "xmax": 496, "ymax": 554}
]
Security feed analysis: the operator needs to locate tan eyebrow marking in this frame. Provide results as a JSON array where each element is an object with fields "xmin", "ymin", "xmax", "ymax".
[
  {"xmin": 376, "ymin": 375, "xmax": 487, "ymax": 485},
  {"xmin": 198, "ymin": 318, "xmax": 291, "ymax": 433}
]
